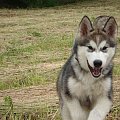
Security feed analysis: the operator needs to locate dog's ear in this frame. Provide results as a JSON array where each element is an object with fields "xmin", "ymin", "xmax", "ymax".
[
  {"xmin": 79, "ymin": 16, "xmax": 93, "ymax": 37},
  {"xmin": 103, "ymin": 17, "xmax": 118, "ymax": 38}
]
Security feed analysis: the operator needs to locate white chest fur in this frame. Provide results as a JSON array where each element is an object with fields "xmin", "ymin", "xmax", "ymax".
[{"xmin": 68, "ymin": 74, "xmax": 111, "ymax": 102}]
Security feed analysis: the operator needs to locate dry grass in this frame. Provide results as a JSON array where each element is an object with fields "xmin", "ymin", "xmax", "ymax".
[{"xmin": 0, "ymin": 0, "xmax": 120, "ymax": 119}]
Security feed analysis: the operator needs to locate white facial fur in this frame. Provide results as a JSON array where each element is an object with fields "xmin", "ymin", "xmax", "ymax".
[
  {"xmin": 77, "ymin": 46, "xmax": 89, "ymax": 71},
  {"xmin": 77, "ymin": 40, "xmax": 115, "ymax": 71},
  {"xmin": 87, "ymin": 41, "xmax": 108, "ymax": 68}
]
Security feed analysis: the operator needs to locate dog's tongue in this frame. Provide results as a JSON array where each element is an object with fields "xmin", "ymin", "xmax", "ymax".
[{"xmin": 93, "ymin": 68, "xmax": 100, "ymax": 76}]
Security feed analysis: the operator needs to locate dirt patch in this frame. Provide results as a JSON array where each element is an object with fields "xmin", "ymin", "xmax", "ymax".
[{"xmin": 0, "ymin": 83, "xmax": 57, "ymax": 106}]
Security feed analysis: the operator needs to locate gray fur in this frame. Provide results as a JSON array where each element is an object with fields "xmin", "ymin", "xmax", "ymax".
[{"xmin": 93, "ymin": 16, "xmax": 110, "ymax": 29}]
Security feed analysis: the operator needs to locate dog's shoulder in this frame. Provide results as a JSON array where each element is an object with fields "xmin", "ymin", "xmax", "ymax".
[
  {"xmin": 61, "ymin": 55, "xmax": 76, "ymax": 81},
  {"xmin": 57, "ymin": 55, "xmax": 76, "ymax": 97}
]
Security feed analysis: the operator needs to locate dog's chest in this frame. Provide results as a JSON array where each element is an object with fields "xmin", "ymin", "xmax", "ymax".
[{"xmin": 68, "ymin": 75, "xmax": 104, "ymax": 107}]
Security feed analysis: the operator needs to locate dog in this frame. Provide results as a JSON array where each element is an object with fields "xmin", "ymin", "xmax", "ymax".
[{"xmin": 56, "ymin": 16, "xmax": 117, "ymax": 120}]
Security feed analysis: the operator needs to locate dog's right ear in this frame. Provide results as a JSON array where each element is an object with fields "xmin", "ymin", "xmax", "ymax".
[
  {"xmin": 79, "ymin": 16, "xmax": 93, "ymax": 37},
  {"xmin": 103, "ymin": 16, "xmax": 118, "ymax": 38}
]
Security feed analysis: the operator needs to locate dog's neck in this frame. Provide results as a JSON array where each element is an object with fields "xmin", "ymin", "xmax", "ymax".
[{"xmin": 71, "ymin": 54, "xmax": 89, "ymax": 81}]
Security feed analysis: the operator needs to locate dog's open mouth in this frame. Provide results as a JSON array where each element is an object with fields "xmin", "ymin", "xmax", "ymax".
[{"xmin": 87, "ymin": 60, "xmax": 102, "ymax": 78}]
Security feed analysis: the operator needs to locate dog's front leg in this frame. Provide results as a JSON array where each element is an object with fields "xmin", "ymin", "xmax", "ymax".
[
  {"xmin": 88, "ymin": 97, "xmax": 112, "ymax": 120},
  {"xmin": 66, "ymin": 98, "xmax": 88, "ymax": 120}
]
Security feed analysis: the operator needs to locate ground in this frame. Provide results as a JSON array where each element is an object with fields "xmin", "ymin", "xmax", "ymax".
[{"xmin": 0, "ymin": 0, "xmax": 120, "ymax": 119}]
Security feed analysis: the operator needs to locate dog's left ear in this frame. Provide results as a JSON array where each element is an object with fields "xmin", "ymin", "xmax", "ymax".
[
  {"xmin": 103, "ymin": 17, "xmax": 118, "ymax": 38},
  {"xmin": 79, "ymin": 16, "xmax": 93, "ymax": 37}
]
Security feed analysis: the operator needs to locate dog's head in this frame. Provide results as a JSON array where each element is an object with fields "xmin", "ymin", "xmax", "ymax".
[{"xmin": 74, "ymin": 16, "xmax": 117, "ymax": 78}]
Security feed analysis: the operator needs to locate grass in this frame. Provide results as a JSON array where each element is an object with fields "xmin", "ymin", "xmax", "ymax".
[
  {"xmin": 0, "ymin": 34, "xmax": 72, "ymax": 66},
  {"xmin": 0, "ymin": 0, "xmax": 120, "ymax": 119},
  {"xmin": 1, "ymin": 95, "xmax": 59, "ymax": 119}
]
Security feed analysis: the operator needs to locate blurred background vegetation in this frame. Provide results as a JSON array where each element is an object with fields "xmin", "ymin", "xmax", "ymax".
[{"xmin": 0, "ymin": 0, "xmax": 83, "ymax": 8}]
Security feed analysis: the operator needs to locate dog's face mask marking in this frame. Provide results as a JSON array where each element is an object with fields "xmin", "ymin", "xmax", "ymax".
[
  {"xmin": 76, "ymin": 16, "xmax": 117, "ymax": 78},
  {"xmin": 86, "ymin": 40, "xmax": 115, "ymax": 78}
]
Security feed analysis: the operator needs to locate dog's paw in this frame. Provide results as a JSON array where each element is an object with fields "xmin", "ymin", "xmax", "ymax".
[{"xmin": 88, "ymin": 109, "xmax": 103, "ymax": 120}]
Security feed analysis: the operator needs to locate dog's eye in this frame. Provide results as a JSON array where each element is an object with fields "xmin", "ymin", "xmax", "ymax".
[
  {"xmin": 87, "ymin": 46, "xmax": 95, "ymax": 52},
  {"xmin": 101, "ymin": 46, "xmax": 108, "ymax": 52}
]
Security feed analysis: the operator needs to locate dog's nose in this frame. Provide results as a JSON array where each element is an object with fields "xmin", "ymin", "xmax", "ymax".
[{"xmin": 94, "ymin": 60, "xmax": 102, "ymax": 68}]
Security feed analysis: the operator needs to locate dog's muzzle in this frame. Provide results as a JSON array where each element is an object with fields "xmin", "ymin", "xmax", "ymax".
[{"xmin": 87, "ymin": 60, "xmax": 102, "ymax": 78}]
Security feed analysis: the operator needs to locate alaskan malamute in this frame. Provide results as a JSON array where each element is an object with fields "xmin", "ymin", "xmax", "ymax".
[{"xmin": 57, "ymin": 16, "xmax": 118, "ymax": 120}]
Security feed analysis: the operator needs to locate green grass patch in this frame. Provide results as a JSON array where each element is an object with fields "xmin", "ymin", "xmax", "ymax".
[
  {"xmin": 0, "ymin": 67, "xmax": 60, "ymax": 90},
  {"xmin": 0, "ymin": 34, "xmax": 73, "ymax": 67},
  {"xmin": 113, "ymin": 65, "xmax": 120, "ymax": 75}
]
